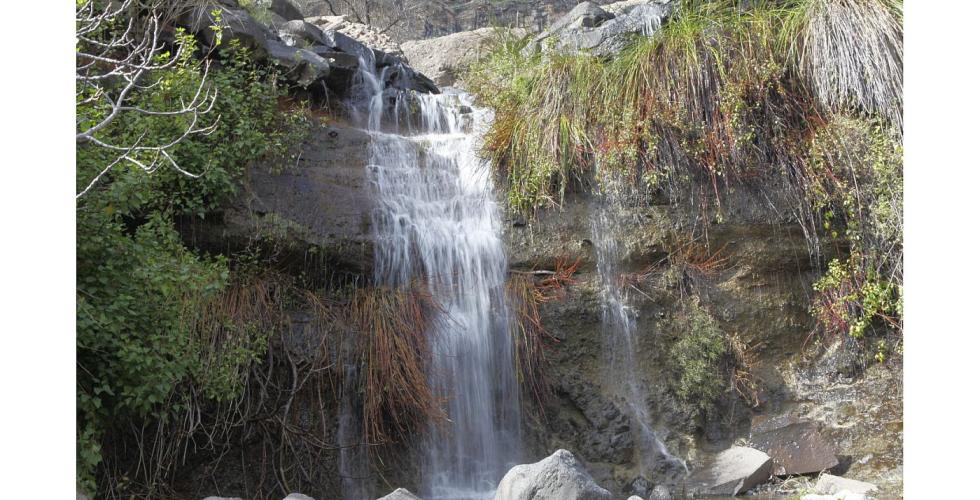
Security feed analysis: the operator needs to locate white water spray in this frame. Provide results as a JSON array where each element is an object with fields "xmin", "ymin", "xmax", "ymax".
[{"xmin": 344, "ymin": 54, "xmax": 520, "ymax": 500}]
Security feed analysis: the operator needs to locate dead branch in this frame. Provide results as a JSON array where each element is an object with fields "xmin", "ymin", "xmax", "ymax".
[{"xmin": 76, "ymin": 0, "xmax": 219, "ymax": 199}]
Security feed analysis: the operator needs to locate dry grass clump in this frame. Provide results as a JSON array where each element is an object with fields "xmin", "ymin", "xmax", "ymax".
[
  {"xmin": 347, "ymin": 284, "xmax": 446, "ymax": 443},
  {"xmin": 506, "ymin": 257, "xmax": 581, "ymax": 410},
  {"xmin": 728, "ymin": 333, "xmax": 763, "ymax": 408},
  {"xmin": 782, "ymin": 0, "xmax": 903, "ymax": 131},
  {"xmin": 471, "ymin": 0, "xmax": 902, "ymax": 220}
]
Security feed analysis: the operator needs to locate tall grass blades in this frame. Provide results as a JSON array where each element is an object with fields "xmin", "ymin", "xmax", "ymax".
[{"xmin": 782, "ymin": 0, "xmax": 903, "ymax": 131}]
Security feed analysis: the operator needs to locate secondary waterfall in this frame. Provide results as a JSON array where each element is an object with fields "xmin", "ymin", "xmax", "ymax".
[
  {"xmin": 591, "ymin": 173, "xmax": 686, "ymax": 478},
  {"xmin": 346, "ymin": 51, "xmax": 520, "ymax": 499}
]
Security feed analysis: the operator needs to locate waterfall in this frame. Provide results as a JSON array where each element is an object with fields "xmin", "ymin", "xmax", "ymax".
[
  {"xmin": 590, "ymin": 173, "xmax": 687, "ymax": 479},
  {"xmin": 343, "ymin": 54, "xmax": 520, "ymax": 499}
]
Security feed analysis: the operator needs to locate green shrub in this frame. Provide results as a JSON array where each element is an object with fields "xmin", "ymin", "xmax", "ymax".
[
  {"xmin": 807, "ymin": 116, "xmax": 903, "ymax": 343},
  {"xmin": 76, "ymin": 25, "xmax": 305, "ymax": 495},
  {"xmin": 670, "ymin": 301, "xmax": 728, "ymax": 415}
]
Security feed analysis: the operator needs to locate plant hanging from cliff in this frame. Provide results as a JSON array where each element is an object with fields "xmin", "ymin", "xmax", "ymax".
[
  {"xmin": 505, "ymin": 257, "xmax": 580, "ymax": 412},
  {"xmin": 781, "ymin": 0, "xmax": 904, "ymax": 131},
  {"xmin": 806, "ymin": 115, "xmax": 903, "ymax": 343},
  {"xmin": 348, "ymin": 284, "xmax": 446, "ymax": 443}
]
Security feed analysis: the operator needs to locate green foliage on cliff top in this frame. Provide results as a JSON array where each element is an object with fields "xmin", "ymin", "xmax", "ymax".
[{"xmin": 469, "ymin": 0, "xmax": 904, "ymax": 343}]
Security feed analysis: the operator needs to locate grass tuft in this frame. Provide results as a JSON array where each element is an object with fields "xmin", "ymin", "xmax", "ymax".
[{"xmin": 781, "ymin": 0, "xmax": 903, "ymax": 130}]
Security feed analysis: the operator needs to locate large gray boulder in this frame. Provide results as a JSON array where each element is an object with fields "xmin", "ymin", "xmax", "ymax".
[
  {"xmin": 493, "ymin": 449, "xmax": 613, "ymax": 500},
  {"xmin": 547, "ymin": 2, "xmax": 615, "ymax": 32},
  {"xmin": 264, "ymin": 39, "xmax": 332, "ymax": 87},
  {"xmin": 401, "ymin": 28, "xmax": 526, "ymax": 88},
  {"xmin": 525, "ymin": 0, "xmax": 676, "ymax": 57},
  {"xmin": 306, "ymin": 15, "xmax": 403, "ymax": 56},
  {"xmin": 749, "ymin": 415, "xmax": 839, "ymax": 475},
  {"xmin": 376, "ymin": 488, "xmax": 421, "ymax": 500},
  {"xmin": 605, "ymin": 0, "xmax": 657, "ymax": 16},
  {"xmin": 685, "ymin": 446, "xmax": 773, "ymax": 496},
  {"xmin": 177, "ymin": 4, "xmax": 436, "ymax": 95},
  {"xmin": 179, "ymin": 4, "xmax": 274, "ymax": 49}
]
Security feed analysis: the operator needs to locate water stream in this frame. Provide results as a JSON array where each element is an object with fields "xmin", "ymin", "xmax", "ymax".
[
  {"xmin": 342, "ymin": 52, "xmax": 520, "ymax": 500},
  {"xmin": 591, "ymin": 173, "xmax": 687, "ymax": 479}
]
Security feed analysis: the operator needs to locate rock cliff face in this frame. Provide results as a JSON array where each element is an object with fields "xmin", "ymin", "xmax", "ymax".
[
  {"xmin": 200, "ymin": 129, "xmax": 902, "ymax": 496},
  {"xmin": 181, "ymin": 123, "xmax": 376, "ymax": 274}
]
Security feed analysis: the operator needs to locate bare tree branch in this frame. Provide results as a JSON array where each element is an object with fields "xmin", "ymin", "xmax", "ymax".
[{"xmin": 76, "ymin": 0, "xmax": 220, "ymax": 199}]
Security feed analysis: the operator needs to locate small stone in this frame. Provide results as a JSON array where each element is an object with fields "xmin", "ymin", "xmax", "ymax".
[
  {"xmin": 648, "ymin": 485, "xmax": 671, "ymax": 500},
  {"xmin": 377, "ymin": 488, "xmax": 421, "ymax": 500},
  {"xmin": 813, "ymin": 474, "xmax": 878, "ymax": 496}
]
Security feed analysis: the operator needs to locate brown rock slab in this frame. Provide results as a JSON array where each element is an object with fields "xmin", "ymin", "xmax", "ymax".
[{"xmin": 750, "ymin": 416, "xmax": 839, "ymax": 476}]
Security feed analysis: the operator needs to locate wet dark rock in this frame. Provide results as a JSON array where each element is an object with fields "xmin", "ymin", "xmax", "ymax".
[
  {"xmin": 685, "ymin": 447, "xmax": 772, "ymax": 496},
  {"xmin": 180, "ymin": 123, "xmax": 374, "ymax": 274},
  {"xmin": 307, "ymin": 48, "xmax": 360, "ymax": 71},
  {"xmin": 554, "ymin": 377, "xmax": 635, "ymax": 465},
  {"xmin": 749, "ymin": 415, "xmax": 839, "ymax": 475},
  {"xmin": 271, "ymin": 0, "xmax": 305, "ymax": 21}
]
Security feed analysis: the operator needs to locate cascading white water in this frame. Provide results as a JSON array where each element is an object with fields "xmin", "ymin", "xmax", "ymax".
[
  {"xmin": 591, "ymin": 174, "xmax": 686, "ymax": 478},
  {"xmin": 344, "ymin": 53, "xmax": 520, "ymax": 500}
]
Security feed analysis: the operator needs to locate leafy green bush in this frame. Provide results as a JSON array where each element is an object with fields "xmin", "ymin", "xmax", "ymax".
[
  {"xmin": 807, "ymin": 116, "xmax": 903, "ymax": 345},
  {"xmin": 670, "ymin": 301, "xmax": 728, "ymax": 416},
  {"xmin": 76, "ymin": 26, "xmax": 306, "ymax": 494}
]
